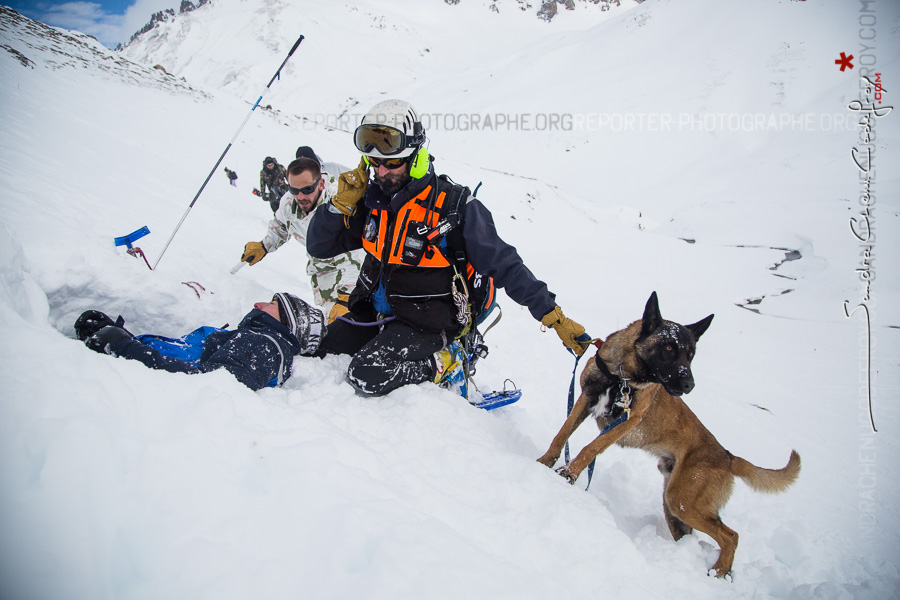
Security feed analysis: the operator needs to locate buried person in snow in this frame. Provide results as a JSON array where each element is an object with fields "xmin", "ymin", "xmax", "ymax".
[{"xmin": 75, "ymin": 293, "xmax": 324, "ymax": 391}]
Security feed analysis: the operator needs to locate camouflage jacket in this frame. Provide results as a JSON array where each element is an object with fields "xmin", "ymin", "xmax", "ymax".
[
  {"xmin": 262, "ymin": 166, "xmax": 364, "ymax": 312},
  {"xmin": 259, "ymin": 163, "xmax": 288, "ymax": 196}
]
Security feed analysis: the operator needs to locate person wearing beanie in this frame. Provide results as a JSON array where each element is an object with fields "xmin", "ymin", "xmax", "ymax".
[
  {"xmin": 75, "ymin": 293, "xmax": 324, "ymax": 391},
  {"xmin": 259, "ymin": 156, "xmax": 289, "ymax": 212},
  {"xmin": 294, "ymin": 146, "xmax": 347, "ymax": 188}
]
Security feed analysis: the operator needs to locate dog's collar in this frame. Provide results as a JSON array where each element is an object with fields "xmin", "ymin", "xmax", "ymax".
[{"xmin": 594, "ymin": 353, "xmax": 618, "ymax": 384}]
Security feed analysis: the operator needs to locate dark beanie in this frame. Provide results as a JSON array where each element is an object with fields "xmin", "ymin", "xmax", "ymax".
[
  {"xmin": 295, "ymin": 146, "xmax": 317, "ymax": 161},
  {"xmin": 272, "ymin": 293, "xmax": 324, "ymax": 354}
]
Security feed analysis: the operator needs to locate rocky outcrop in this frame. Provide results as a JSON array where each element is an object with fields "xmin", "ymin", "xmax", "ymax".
[
  {"xmin": 117, "ymin": 0, "xmax": 210, "ymax": 50},
  {"xmin": 528, "ymin": 0, "xmax": 630, "ymax": 21}
]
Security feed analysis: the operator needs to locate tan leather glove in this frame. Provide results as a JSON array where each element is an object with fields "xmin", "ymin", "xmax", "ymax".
[
  {"xmin": 327, "ymin": 293, "xmax": 351, "ymax": 325},
  {"xmin": 541, "ymin": 305, "xmax": 590, "ymax": 356},
  {"xmin": 331, "ymin": 157, "xmax": 369, "ymax": 217},
  {"xmin": 241, "ymin": 241, "xmax": 267, "ymax": 266}
]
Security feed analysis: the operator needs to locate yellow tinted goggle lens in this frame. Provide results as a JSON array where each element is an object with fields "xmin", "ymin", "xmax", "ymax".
[{"xmin": 354, "ymin": 124, "xmax": 406, "ymax": 156}]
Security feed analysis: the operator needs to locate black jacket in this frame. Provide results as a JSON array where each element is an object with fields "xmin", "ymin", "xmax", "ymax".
[
  {"xmin": 110, "ymin": 309, "xmax": 302, "ymax": 391},
  {"xmin": 307, "ymin": 167, "xmax": 556, "ymax": 325}
]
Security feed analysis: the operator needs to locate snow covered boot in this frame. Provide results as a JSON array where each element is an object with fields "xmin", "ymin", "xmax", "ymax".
[
  {"xmin": 432, "ymin": 340, "xmax": 468, "ymax": 400},
  {"xmin": 85, "ymin": 325, "xmax": 133, "ymax": 355}
]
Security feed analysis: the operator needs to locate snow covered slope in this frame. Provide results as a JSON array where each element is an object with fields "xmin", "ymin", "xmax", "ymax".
[{"xmin": 1, "ymin": 1, "xmax": 899, "ymax": 599}]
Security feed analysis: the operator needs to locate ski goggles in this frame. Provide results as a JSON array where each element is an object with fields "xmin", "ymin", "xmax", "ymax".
[
  {"xmin": 288, "ymin": 179, "xmax": 321, "ymax": 196},
  {"xmin": 364, "ymin": 155, "xmax": 410, "ymax": 170},
  {"xmin": 354, "ymin": 124, "xmax": 416, "ymax": 156}
]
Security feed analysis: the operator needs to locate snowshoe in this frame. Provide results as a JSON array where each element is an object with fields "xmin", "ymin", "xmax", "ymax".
[{"xmin": 470, "ymin": 380, "xmax": 522, "ymax": 411}]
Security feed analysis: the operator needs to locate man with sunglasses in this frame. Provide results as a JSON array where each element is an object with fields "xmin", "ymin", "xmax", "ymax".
[
  {"xmin": 306, "ymin": 99, "xmax": 590, "ymax": 398},
  {"xmin": 241, "ymin": 156, "xmax": 364, "ymax": 323}
]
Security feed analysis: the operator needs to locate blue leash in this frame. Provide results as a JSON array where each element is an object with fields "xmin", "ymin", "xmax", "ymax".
[
  {"xmin": 564, "ymin": 337, "xmax": 598, "ymax": 490},
  {"xmin": 563, "ymin": 337, "xmax": 632, "ymax": 492}
]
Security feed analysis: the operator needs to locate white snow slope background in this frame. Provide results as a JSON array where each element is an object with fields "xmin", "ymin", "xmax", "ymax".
[{"xmin": 1, "ymin": 0, "xmax": 899, "ymax": 598}]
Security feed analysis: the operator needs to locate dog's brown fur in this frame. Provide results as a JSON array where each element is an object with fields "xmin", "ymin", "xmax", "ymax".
[{"xmin": 537, "ymin": 292, "xmax": 800, "ymax": 578}]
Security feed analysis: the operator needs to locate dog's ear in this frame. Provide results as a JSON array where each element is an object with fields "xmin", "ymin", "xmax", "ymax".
[
  {"xmin": 686, "ymin": 314, "xmax": 714, "ymax": 341},
  {"xmin": 640, "ymin": 291, "xmax": 663, "ymax": 337}
]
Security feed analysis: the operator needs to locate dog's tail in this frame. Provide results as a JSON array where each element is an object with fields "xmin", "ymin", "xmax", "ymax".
[{"xmin": 731, "ymin": 450, "xmax": 801, "ymax": 493}]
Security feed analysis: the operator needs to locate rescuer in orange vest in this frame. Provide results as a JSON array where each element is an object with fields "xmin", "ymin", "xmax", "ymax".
[{"xmin": 307, "ymin": 99, "xmax": 590, "ymax": 397}]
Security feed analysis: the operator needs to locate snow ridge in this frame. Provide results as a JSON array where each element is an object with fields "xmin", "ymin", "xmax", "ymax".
[{"xmin": 1, "ymin": 6, "xmax": 205, "ymax": 98}]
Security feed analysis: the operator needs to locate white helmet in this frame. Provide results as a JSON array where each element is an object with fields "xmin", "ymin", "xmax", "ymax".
[{"xmin": 354, "ymin": 99, "xmax": 425, "ymax": 159}]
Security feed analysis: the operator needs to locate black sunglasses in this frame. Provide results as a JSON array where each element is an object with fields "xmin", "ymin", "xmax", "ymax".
[{"xmin": 289, "ymin": 179, "xmax": 321, "ymax": 196}]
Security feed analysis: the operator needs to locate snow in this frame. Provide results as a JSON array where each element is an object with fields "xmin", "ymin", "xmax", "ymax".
[{"xmin": 1, "ymin": 0, "xmax": 899, "ymax": 598}]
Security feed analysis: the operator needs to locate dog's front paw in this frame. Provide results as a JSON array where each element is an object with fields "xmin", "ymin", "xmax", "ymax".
[
  {"xmin": 554, "ymin": 465, "xmax": 577, "ymax": 484},
  {"xmin": 536, "ymin": 453, "xmax": 558, "ymax": 468},
  {"xmin": 707, "ymin": 568, "xmax": 734, "ymax": 582}
]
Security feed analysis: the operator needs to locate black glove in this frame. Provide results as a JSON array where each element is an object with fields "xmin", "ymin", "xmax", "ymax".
[
  {"xmin": 75, "ymin": 310, "xmax": 131, "ymax": 341},
  {"xmin": 85, "ymin": 325, "xmax": 133, "ymax": 355}
]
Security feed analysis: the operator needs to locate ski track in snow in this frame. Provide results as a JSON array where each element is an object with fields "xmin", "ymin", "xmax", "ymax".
[{"xmin": 1, "ymin": 1, "xmax": 899, "ymax": 599}]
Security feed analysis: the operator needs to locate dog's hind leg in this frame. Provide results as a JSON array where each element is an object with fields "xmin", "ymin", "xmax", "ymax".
[
  {"xmin": 659, "ymin": 455, "xmax": 693, "ymax": 540},
  {"xmin": 664, "ymin": 463, "xmax": 739, "ymax": 576},
  {"xmin": 690, "ymin": 514, "xmax": 738, "ymax": 578},
  {"xmin": 668, "ymin": 501, "xmax": 739, "ymax": 577},
  {"xmin": 537, "ymin": 391, "xmax": 594, "ymax": 468}
]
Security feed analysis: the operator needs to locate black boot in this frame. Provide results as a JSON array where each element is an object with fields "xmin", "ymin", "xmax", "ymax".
[{"xmin": 85, "ymin": 325, "xmax": 133, "ymax": 355}]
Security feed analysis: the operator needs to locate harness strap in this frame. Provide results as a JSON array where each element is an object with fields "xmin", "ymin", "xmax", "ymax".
[
  {"xmin": 480, "ymin": 305, "xmax": 503, "ymax": 338},
  {"xmin": 257, "ymin": 332, "xmax": 287, "ymax": 387}
]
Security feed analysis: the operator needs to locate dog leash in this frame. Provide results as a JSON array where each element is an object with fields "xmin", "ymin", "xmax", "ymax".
[
  {"xmin": 562, "ymin": 339, "xmax": 638, "ymax": 491},
  {"xmin": 564, "ymin": 338, "xmax": 604, "ymax": 490}
]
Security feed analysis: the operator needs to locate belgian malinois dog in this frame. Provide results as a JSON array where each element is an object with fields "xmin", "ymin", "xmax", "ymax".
[{"xmin": 537, "ymin": 292, "xmax": 800, "ymax": 578}]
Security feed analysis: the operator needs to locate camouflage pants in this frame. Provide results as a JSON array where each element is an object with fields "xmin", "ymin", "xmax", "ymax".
[{"xmin": 308, "ymin": 249, "xmax": 364, "ymax": 318}]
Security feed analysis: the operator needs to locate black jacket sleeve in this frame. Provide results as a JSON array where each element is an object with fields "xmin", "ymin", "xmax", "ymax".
[
  {"xmin": 460, "ymin": 198, "xmax": 556, "ymax": 321},
  {"xmin": 306, "ymin": 202, "xmax": 366, "ymax": 259}
]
